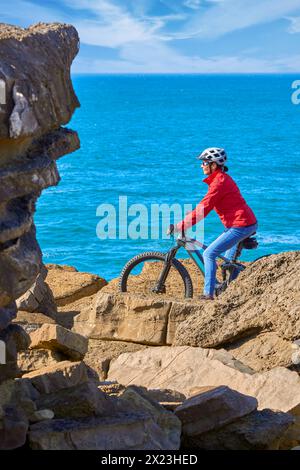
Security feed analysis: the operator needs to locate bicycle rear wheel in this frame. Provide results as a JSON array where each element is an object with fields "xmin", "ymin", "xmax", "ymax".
[{"xmin": 119, "ymin": 251, "xmax": 193, "ymax": 299}]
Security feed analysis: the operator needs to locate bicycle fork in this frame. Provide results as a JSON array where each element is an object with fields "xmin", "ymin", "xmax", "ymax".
[{"xmin": 151, "ymin": 246, "xmax": 179, "ymax": 294}]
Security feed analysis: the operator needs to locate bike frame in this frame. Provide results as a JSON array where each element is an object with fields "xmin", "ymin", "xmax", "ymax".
[{"xmin": 152, "ymin": 234, "xmax": 244, "ymax": 294}]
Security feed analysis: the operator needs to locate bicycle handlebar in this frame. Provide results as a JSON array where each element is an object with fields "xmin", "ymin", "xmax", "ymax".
[{"xmin": 167, "ymin": 224, "xmax": 185, "ymax": 237}]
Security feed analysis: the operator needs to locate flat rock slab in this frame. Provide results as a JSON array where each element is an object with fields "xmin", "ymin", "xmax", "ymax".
[
  {"xmin": 36, "ymin": 381, "xmax": 115, "ymax": 419},
  {"xmin": 28, "ymin": 413, "xmax": 179, "ymax": 450},
  {"xmin": 182, "ymin": 409, "xmax": 294, "ymax": 450},
  {"xmin": 108, "ymin": 346, "xmax": 300, "ymax": 413},
  {"xmin": 29, "ymin": 323, "xmax": 88, "ymax": 360},
  {"xmin": 45, "ymin": 264, "xmax": 107, "ymax": 306},
  {"xmin": 13, "ymin": 311, "xmax": 56, "ymax": 334},
  {"xmin": 23, "ymin": 360, "xmax": 89, "ymax": 394},
  {"xmin": 175, "ymin": 385, "xmax": 257, "ymax": 435}
]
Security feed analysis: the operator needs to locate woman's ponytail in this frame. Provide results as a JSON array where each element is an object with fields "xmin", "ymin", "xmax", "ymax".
[{"xmin": 218, "ymin": 164, "xmax": 229, "ymax": 172}]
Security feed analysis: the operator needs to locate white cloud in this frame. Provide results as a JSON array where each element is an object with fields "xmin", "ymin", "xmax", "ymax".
[
  {"xmin": 177, "ymin": 0, "xmax": 300, "ymax": 39},
  {"xmin": 73, "ymin": 37, "xmax": 300, "ymax": 73},
  {"xmin": 0, "ymin": 0, "xmax": 65, "ymax": 25},
  {"xmin": 60, "ymin": 0, "xmax": 181, "ymax": 47},
  {"xmin": 184, "ymin": 0, "xmax": 202, "ymax": 10},
  {"xmin": 286, "ymin": 16, "xmax": 300, "ymax": 33},
  {"xmin": 2, "ymin": 0, "xmax": 300, "ymax": 74}
]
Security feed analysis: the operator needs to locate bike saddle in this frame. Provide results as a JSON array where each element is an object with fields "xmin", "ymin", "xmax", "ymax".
[{"xmin": 241, "ymin": 235, "xmax": 258, "ymax": 249}]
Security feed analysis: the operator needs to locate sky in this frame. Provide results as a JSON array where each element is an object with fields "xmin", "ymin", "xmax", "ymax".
[{"xmin": 1, "ymin": 0, "xmax": 300, "ymax": 73}]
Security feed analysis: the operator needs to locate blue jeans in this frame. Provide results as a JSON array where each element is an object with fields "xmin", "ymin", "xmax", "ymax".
[{"xmin": 203, "ymin": 222, "xmax": 258, "ymax": 296}]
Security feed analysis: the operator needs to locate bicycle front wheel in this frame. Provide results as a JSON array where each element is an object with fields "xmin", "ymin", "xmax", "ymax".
[{"xmin": 119, "ymin": 251, "xmax": 193, "ymax": 299}]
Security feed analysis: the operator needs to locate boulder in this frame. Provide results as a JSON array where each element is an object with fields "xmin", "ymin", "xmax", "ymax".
[
  {"xmin": 83, "ymin": 338, "xmax": 147, "ymax": 381},
  {"xmin": 12, "ymin": 311, "xmax": 56, "ymax": 334},
  {"xmin": 0, "ymin": 378, "xmax": 39, "ymax": 419},
  {"xmin": 117, "ymin": 386, "xmax": 181, "ymax": 449},
  {"xmin": 17, "ymin": 349, "xmax": 65, "ymax": 373},
  {"xmin": 28, "ymin": 413, "xmax": 178, "ymax": 450},
  {"xmin": 23, "ymin": 360, "xmax": 89, "ymax": 394},
  {"xmin": 45, "ymin": 264, "xmax": 107, "ymax": 307},
  {"xmin": 0, "ymin": 378, "xmax": 39, "ymax": 449},
  {"xmin": 36, "ymin": 381, "xmax": 115, "ymax": 419},
  {"xmin": 16, "ymin": 270, "xmax": 57, "ymax": 318},
  {"xmin": 0, "ymin": 406, "xmax": 28, "ymax": 450},
  {"xmin": 182, "ymin": 409, "xmax": 294, "ymax": 450},
  {"xmin": 175, "ymin": 385, "xmax": 257, "ymax": 435},
  {"xmin": 0, "ymin": 323, "xmax": 30, "ymax": 380},
  {"xmin": 108, "ymin": 346, "xmax": 300, "ymax": 413},
  {"xmin": 278, "ymin": 403, "xmax": 300, "ymax": 449},
  {"xmin": 73, "ymin": 291, "xmax": 173, "ymax": 345},
  {"xmin": 56, "ymin": 294, "xmax": 99, "ymax": 330},
  {"xmin": 29, "ymin": 323, "xmax": 88, "ymax": 360}
]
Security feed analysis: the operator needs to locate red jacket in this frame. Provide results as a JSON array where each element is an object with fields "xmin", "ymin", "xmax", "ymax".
[{"xmin": 176, "ymin": 168, "xmax": 257, "ymax": 231}]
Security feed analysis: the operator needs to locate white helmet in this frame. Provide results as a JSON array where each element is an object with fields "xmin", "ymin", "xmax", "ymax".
[{"xmin": 197, "ymin": 147, "xmax": 227, "ymax": 166}]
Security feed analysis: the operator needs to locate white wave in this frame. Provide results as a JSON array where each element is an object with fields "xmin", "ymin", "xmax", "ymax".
[{"xmin": 258, "ymin": 234, "xmax": 300, "ymax": 245}]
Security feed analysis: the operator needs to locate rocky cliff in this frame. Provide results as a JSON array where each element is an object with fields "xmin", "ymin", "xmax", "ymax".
[{"xmin": 0, "ymin": 22, "xmax": 80, "ymax": 379}]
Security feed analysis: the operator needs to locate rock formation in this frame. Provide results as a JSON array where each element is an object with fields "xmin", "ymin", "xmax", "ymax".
[
  {"xmin": 0, "ymin": 22, "xmax": 81, "ymax": 446},
  {"xmin": 0, "ymin": 22, "xmax": 80, "ymax": 381}
]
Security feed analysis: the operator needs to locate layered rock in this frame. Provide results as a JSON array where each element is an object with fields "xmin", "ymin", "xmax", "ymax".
[
  {"xmin": 174, "ymin": 251, "xmax": 300, "ymax": 350},
  {"xmin": 80, "ymin": 251, "xmax": 300, "ymax": 373},
  {"xmin": 174, "ymin": 386, "xmax": 293, "ymax": 450},
  {"xmin": 181, "ymin": 408, "xmax": 293, "ymax": 450},
  {"xmin": 29, "ymin": 323, "xmax": 88, "ymax": 360},
  {"xmin": 107, "ymin": 346, "xmax": 300, "ymax": 413},
  {"xmin": 0, "ymin": 23, "xmax": 80, "ymax": 355}
]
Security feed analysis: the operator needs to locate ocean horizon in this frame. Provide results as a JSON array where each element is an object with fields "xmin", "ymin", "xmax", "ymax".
[{"xmin": 35, "ymin": 73, "xmax": 300, "ymax": 281}]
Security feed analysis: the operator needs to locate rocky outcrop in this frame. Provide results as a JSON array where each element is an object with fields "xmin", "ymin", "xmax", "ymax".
[
  {"xmin": 0, "ymin": 378, "xmax": 39, "ymax": 449},
  {"xmin": 174, "ymin": 251, "xmax": 300, "ymax": 350},
  {"xmin": 0, "ymin": 22, "xmax": 80, "ymax": 382},
  {"xmin": 181, "ymin": 408, "xmax": 293, "ymax": 450},
  {"xmin": 13, "ymin": 311, "xmax": 56, "ymax": 334},
  {"xmin": 78, "ymin": 251, "xmax": 300, "ymax": 373},
  {"xmin": 83, "ymin": 339, "xmax": 147, "ymax": 381},
  {"xmin": 174, "ymin": 386, "xmax": 258, "ymax": 435},
  {"xmin": 107, "ymin": 346, "xmax": 300, "ymax": 413},
  {"xmin": 29, "ymin": 323, "xmax": 88, "ymax": 360},
  {"xmin": 45, "ymin": 264, "xmax": 107, "ymax": 307},
  {"xmin": 16, "ymin": 268, "xmax": 57, "ymax": 318},
  {"xmin": 73, "ymin": 292, "xmax": 173, "ymax": 345},
  {"xmin": 22, "ymin": 361, "xmax": 89, "ymax": 394},
  {"xmin": 175, "ymin": 386, "xmax": 293, "ymax": 450},
  {"xmin": 28, "ymin": 413, "xmax": 178, "ymax": 450}
]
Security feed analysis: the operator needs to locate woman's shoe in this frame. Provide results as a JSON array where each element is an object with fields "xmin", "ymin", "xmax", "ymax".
[{"xmin": 199, "ymin": 294, "xmax": 214, "ymax": 301}]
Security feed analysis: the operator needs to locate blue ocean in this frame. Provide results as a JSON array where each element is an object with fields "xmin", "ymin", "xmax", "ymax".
[{"xmin": 35, "ymin": 74, "xmax": 300, "ymax": 280}]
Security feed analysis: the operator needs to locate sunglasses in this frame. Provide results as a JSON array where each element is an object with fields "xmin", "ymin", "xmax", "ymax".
[{"xmin": 201, "ymin": 161, "xmax": 211, "ymax": 166}]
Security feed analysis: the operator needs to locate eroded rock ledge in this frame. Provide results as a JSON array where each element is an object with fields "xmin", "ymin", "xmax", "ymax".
[{"xmin": 0, "ymin": 22, "xmax": 80, "ymax": 335}]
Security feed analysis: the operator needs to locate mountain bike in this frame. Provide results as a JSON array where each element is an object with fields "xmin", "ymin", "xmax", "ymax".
[{"xmin": 119, "ymin": 224, "xmax": 258, "ymax": 299}]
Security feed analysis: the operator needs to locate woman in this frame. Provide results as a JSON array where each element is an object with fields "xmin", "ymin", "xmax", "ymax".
[{"xmin": 175, "ymin": 147, "xmax": 258, "ymax": 301}]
